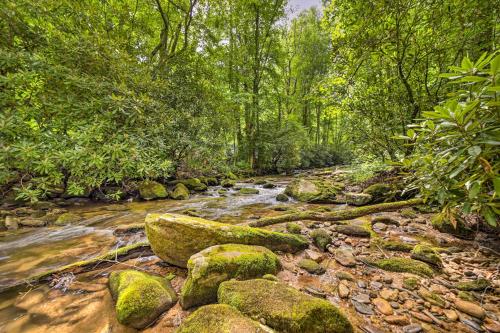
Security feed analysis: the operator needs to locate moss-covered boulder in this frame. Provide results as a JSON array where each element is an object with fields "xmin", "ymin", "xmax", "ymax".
[
  {"xmin": 431, "ymin": 213, "xmax": 475, "ymax": 240},
  {"xmin": 284, "ymin": 179, "xmax": 340, "ymax": 203},
  {"xmin": 411, "ymin": 244, "xmax": 443, "ymax": 267},
  {"xmin": 225, "ymin": 171, "xmax": 238, "ymax": 180},
  {"xmin": 180, "ymin": 244, "xmax": 281, "ymax": 309},
  {"xmin": 345, "ymin": 192, "xmax": 372, "ymax": 206},
  {"xmin": 55, "ymin": 212, "xmax": 82, "ymax": 226},
  {"xmin": 239, "ymin": 188, "xmax": 260, "ymax": 195},
  {"xmin": 263, "ymin": 183, "xmax": 276, "ymax": 189},
  {"xmin": 218, "ymin": 279, "xmax": 353, "ymax": 333},
  {"xmin": 221, "ymin": 179, "xmax": 236, "ymax": 188},
  {"xmin": 310, "ymin": 229, "xmax": 331, "ymax": 251},
  {"xmin": 276, "ymin": 193, "xmax": 289, "ymax": 202},
  {"xmin": 145, "ymin": 213, "xmax": 308, "ymax": 267},
  {"xmin": 360, "ymin": 257, "xmax": 434, "ymax": 277},
  {"xmin": 109, "ymin": 270, "xmax": 177, "ymax": 329},
  {"xmin": 171, "ymin": 183, "xmax": 190, "ymax": 200},
  {"xmin": 177, "ymin": 178, "xmax": 207, "ymax": 192},
  {"xmin": 176, "ymin": 304, "xmax": 274, "ymax": 333},
  {"xmin": 362, "ymin": 183, "xmax": 393, "ymax": 203},
  {"xmin": 199, "ymin": 176, "xmax": 219, "ymax": 186},
  {"xmin": 254, "ymin": 179, "xmax": 267, "ymax": 185},
  {"xmin": 139, "ymin": 180, "xmax": 168, "ymax": 200},
  {"xmin": 372, "ymin": 239, "xmax": 413, "ymax": 252},
  {"xmin": 298, "ymin": 259, "xmax": 325, "ymax": 275}
]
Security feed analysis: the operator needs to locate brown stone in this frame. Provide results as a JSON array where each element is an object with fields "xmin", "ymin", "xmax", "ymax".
[
  {"xmin": 373, "ymin": 297, "xmax": 394, "ymax": 315},
  {"xmin": 454, "ymin": 299, "xmax": 486, "ymax": 319},
  {"xmin": 384, "ymin": 315, "xmax": 410, "ymax": 326}
]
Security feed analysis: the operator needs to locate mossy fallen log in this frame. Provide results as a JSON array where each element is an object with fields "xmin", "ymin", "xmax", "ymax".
[
  {"xmin": 0, "ymin": 242, "xmax": 151, "ymax": 293},
  {"xmin": 249, "ymin": 198, "xmax": 424, "ymax": 227}
]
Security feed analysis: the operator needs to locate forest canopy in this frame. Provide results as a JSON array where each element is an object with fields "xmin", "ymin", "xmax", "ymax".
[{"xmin": 0, "ymin": 0, "xmax": 498, "ymax": 223}]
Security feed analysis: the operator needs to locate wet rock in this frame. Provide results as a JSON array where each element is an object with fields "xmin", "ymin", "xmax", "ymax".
[
  {"xmin": 298, "ymin": 259, "xmax": 325, "ymax": 275},
  {"xmin": 109, "ymin": 270, "xmax": 177, "ymax": 329},
  {"xmin": 19, "ymin": 218, "xmax": 47, "ymax": 227},
  {"xmin": 176, "ymin": 304, "xmax": 271, "ymax": 333},
  {"xmin": 380, "ymin": 288, "xmax": 398, "ymax": 301},
  {"xmin": 372, "ymin": 223, "xmax": 387, "ymax": 231},
  {"xmin": 411, "ymin": 244, "xmax": 443, "ymax": 267},
  {"xmin": 352, "ymin": 299, "xmax": 374, "ymax": 315},
  {"xmin": 145, "ymin": 213, "xmax": 307, "ymax": 267},
  {"xmin": 417, "ymin": 288, "xmax": 445, "ymax": 307},
  {"xmin": 336, "ymin": 271, "xmax": 355, "ymax": 281},
  {"xmin": 55, "ymin": 212, "xmax": 82, "ymax": 226},
  {"xmin": 402, "ymin": 324, "xmax": 423, "ymax": 333},
  {"xmin": 370, "ymin": 281, "xmax": 383, "ymax": 290},
  {"xmin": 138, "ymin": 180, "xmax": 168, "ymax": 200},
  {"xmin": 384, "ymin": 315, "xmax": 410, "ymax": 325},
  {"xmin": 443, "ymin": 309, "xmax": 458, "ymax": 321},
  {"xmin": 363, "ymin": 183, "xmax": 394, "ymax": 203},
  {"xmin": 344, "ymin": 192, "xmax": 372, "ymax": 206},
  {"xmin": 310, "ymin": 229, "xmax": 331, "ymax": 251},
  {"xmin": 276, "ymin": 193, "xmax": 289, "ymax": 202},
  {"xmin": 462, "ymin": 318, "xmax": 483, "ymax": 332},
  {"xmin": 338, "ymin": 283, "xmax": 350, "ymax": 298},
  {"xmin": 171, "ymin": 183, "xmax": 189, "ymax": 200},
  {"xmin": 454, "ymin": 299, "xmax": 486, "ymax": 319},
  {"xmin": 304, "ymin": 249, "xmax": 326, "ymax": 262},
  {"xmin": 263, "ymin": 183, "xmax": 276, "ymax": 189},
  {"xmin": 335, "ymin": 225, "xmax": 371, "ymax": 238},
  {"xmin": 284, "ymin": 178, "xmax": 341, "ymax": 203},
  {"xmin": 373, "ymin": 297, "xmax": 393, "ymax": 315},
  {"xmin": 5, "ymin": 215, "xmax": 19, "ymax": 230},
  {"xmin": 334, "ymin": 248, "xmax": 357, "ymax": 267},
  {"xmin": 180, "ymin": 244, "xmax": 281, "ymax": 309},
  {"xmin": 239, "ymin": 188, "xmax": 260, "ymax": 195},
  {"xmin": 218, "ymin": 279, "xmax": 353, "ymax": 333},
  {"xmin": 352, "ymin": 293, "xmax": 371, "ymax": 304},
  {"xmin": 221, "ymin": 179, "xmax": 236, "ymax": 188},
  {"xmin": 372, "ymin": 215, "xmax": 400, "ymax": 226},
  {"xmin": 303, "ymin": 286, "xmax": 327, "ymax": 298}
]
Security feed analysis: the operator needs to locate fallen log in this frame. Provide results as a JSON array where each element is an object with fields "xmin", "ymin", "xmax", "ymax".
[
  {"xmin": 249, "ymin": 198, "xmax": 424, "ymax": 227},
  {"xmin": 0, "ymin": 241, "xmax": 151, "ymax": 293}
]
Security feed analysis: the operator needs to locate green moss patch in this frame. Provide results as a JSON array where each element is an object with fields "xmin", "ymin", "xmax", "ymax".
[
  {"xmin": 411, "ymin": 244, "xmax": 443, "ymax": 267},
  {"xmin": 361, "ymin": 257, "xmax": 434, "ymax": 277},
  {"xmin": 171, "ymin": 183, "xmax": 190, "ymax": 200},
  {"xmin": 403, "ymin": 277, "xmax": 419, "ymax": 290},
  {"xmin": 298, "ymin": 259, "xmax": 325, "ymax": 275},
  {"xmin": 455, "ymin": 278, "xmax": 490, "ymax": 292},
  {"xmin": 286, "ymin": 222, "xmax": 302, "ymax": 234},
  {"xmin": 139, "ymin": 180, "xmax": 168, "ymax": 200},
  {"xmin": 239, "ymin": 188, "xmax": 260, "ymax": 195},
  {"xmin": 310, "ymin": 229, "xmax": 331, "ymax": 251}
]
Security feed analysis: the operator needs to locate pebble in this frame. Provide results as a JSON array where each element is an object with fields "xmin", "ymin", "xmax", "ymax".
[
  {"xmin": 352, "ymin": 300, "xmax": 374, "ymax": 315},
  {"xmin": 352, "ymin": 294, "xmax": 371, "ymax": 305},
  {"xmin": 357, "ymin": 281, "xmax": 367, "ymax": 288},
  {"xmin": 402, "ymin": 324, "xmax": 423, "ymax": 333},
  {"xmin": 370, "ymin": 281, "xmax": 383, "ymax": 290},
  {"xmin": 462, "ymin": 318, "xmax": 483, "ymax": 332},
  {"xmin": 443, "ymin": 309, "xmax": 458, "ymax": 321},
  {"xmin": 372, "ymin": 222, "xmax": 387, "ymax": 231},
  {"xmin": 454, "ymin": 299, "xmax": 486, "ymax": 319},
  {"xmin": 390, "ymin": 301, "xmax": 400, "ymax": 309},
  {"xmin": 384, "ymin": 314, "xmax": 410, "ymax": 326},
  {"xmin": 372, "ymin": 297, "xmax": 393, "ymax": 315},
  {"xmin": 338, "ymin": 283, "xmax": 350, "ymax": 299}
]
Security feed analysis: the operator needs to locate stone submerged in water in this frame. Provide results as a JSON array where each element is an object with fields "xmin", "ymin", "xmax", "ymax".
[
  {"xmin": 145, "ymin": 213, "xmax": 308, "ymax": 267},
  {"xmin": 180, "ymin": 244, "xmax": 281, "ymax": 309},
  {"xmin": 284, "ymin": 178, "xmax": 340, "ymax": 203},
  {"xmin": 108, "ymin": 270, "xmax": 177, "ymax": 329},
  {"xmin": 176, "ymin": 304, "xmax": 274, "ymax": 333},
  {"xmin": 218, "ymin": 279, "xmax": 353, "ymax": 333}
]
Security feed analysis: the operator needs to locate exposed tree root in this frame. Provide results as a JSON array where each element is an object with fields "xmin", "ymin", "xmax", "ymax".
[{"xmin": 249, "ymin": 198, "xmax": 424, "ymax": 227}]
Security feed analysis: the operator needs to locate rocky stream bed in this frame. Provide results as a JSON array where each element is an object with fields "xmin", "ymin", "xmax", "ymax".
[{"xmin": 0, "ymin": 168, "xmax": 499, "ymax": 333}]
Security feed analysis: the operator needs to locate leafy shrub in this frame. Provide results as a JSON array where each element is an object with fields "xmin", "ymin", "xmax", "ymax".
[{"xmin": 402, "ymin": 52, "xmax": 500, "ymax": 227}]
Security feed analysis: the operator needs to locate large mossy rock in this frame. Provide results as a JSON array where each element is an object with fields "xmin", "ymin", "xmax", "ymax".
[
  {"xmin": 284, "ymin": 179, "xmax": 340, "ymax": 203},
  {"xmin": 176, "ymin": 304, "xmax": 274, "ymax": 333},
  {"xmin": 171, "ymin": 183, "xmax": 190, "ymax": 200},
  {"xmin": 218, "ymin": 279, "xmax": 353, "ymax": 333},
  {"xmin": 145, "ymin": 213, "xmax": 308, "ymax": 267},
  {"xmin": 344, "ymin": 192, "xmax": 372, "ymax": 206},
  {"xmin": 109, "ymin": 270, "xmax": 177, "ymax": 329},
  {"xmin": 178, "ymin": 178, "xmax": 208, "ymax": 191},
  {"xmin": 180, "ymin": 244, "xmax": 281, "ymax": 309},
  {"xmin": 362, "ymin": 183, "xmax": 393, "ymax": 203},
  {"xmin": 139, "ymin": 180, "xmax": 168, "ymax": 200},
  {"xmin": 431, "ymin": 214, "xmax": 475, "ymax": 240},
  {"xmin": 360, "ymin": 257, "xmax": 434, "ymax": 277}
]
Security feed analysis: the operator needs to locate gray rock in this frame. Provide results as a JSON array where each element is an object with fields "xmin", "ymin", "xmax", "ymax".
[
  {"xmin": 402, "ymin": 324, "xmax": 423, "ymax": 333},
  {"xmin": 352, "ymin": 300, "xmax": 374, "ymax": 315}
]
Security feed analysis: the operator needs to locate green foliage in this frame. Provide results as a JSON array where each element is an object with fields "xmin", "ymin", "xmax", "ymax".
[{"xmin": 403, "ymin": 52, "xmax": 500, "ymax": 226}]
